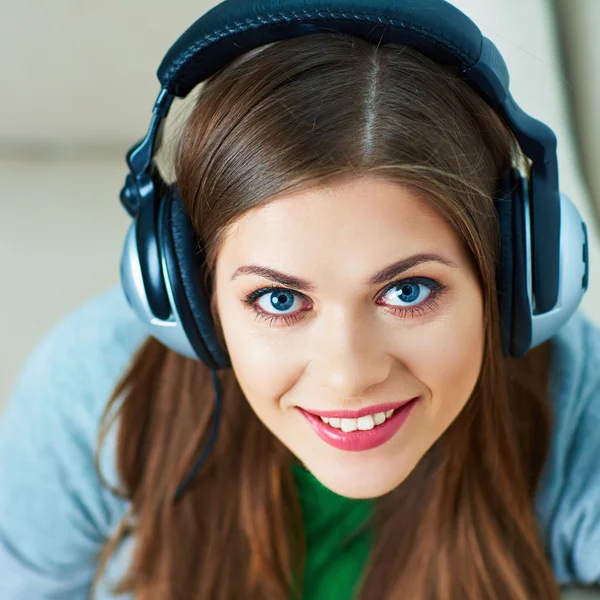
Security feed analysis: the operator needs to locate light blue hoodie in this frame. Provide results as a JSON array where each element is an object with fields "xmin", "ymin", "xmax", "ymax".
[{"xmin": 1, "ymin": 286, "xmax": 600, "ymax": 598}]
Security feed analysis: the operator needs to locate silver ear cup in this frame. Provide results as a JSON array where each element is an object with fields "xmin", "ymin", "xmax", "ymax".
[
  {"xmin": 529, "ymin": 192, "xmax": 588, "ymax": 348},
  {"xmin": 120, "ymin": 209, "xmax": 199, "ymax": 360}
]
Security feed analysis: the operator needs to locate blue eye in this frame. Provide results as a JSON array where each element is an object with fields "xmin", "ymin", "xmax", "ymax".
[
  {"xmin": 383, "ymin": 281, "xmax": 432, "ymax": 307},
  {"xmin": 256, "ymin": 290, "xmax": 299, "ymax": 314}
]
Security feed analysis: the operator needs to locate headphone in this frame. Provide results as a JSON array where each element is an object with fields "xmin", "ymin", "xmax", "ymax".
[{"xmin": 119, "ymin": 0, "xmax": 590, "ymax": 497}]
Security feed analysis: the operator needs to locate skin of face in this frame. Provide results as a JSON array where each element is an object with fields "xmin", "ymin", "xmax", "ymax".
[{"xmin": 213, "ymin": 175, "xmax": 485, "ymax": 499}]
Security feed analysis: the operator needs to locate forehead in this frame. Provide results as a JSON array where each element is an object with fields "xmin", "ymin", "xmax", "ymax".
[{"xmin": 218, "ymin": 176, "xmax": 466, "ymax": 267}]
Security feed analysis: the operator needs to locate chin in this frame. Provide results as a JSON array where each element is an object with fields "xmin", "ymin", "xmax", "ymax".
[{"xmin": 309, "ymin": 460, "xmax": 408, "ymax": 499}]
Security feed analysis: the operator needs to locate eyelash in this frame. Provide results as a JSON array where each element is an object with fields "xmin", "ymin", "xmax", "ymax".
[{"xmin": 241, "ymin": 277, "xmax": 446, "ymax": 327}]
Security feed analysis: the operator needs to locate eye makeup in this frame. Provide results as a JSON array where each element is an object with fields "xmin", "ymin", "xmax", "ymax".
[{"xmin": 241, "ymin": 276, "xmax": 447, "ymax": 327}]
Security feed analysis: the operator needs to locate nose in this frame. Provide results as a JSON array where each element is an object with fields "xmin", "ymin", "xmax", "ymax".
[{"xmin": 308, "ymin": 309, "xmax": 391, "ymax": 400}]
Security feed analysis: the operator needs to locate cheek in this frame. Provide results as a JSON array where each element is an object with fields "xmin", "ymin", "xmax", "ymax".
[
  {"xmin": 405, "ymin": 286, "xmax": 484, "ymax": 421},
  {"xmin": 217, "ymin": 295, "xmax": 298, "ymax": 415}
]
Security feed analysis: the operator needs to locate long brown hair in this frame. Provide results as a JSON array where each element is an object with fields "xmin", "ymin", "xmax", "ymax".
[{"xmin": 94, "ymin": 33, "xmax": 559, "ymax": 599}]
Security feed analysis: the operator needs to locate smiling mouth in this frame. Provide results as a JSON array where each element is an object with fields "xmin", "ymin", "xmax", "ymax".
[
  {"xmin": 300, "ymin": 397, "xmax": 419, "ymax": 433},
  {"xmin": 297, "ymin": 397, "xmax": 420, "ymax": 452},
  {"xmin": 314, "ymin": 408, "xmax": 397, "ymax": 432},
  {"xmin": 301, "ymin": 398, "xmax": 418, "ymax": 421}
]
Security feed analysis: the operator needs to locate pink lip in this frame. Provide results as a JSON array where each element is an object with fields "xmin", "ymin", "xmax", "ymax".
[
  {"xmin": 298, "ymin": 397, "xmax": 419, "ymax": 452},
  {"xmin": 301, "ymin": 398, "xmax": 417, "ymax": 419}
]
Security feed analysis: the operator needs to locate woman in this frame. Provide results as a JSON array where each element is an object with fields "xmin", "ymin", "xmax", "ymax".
[{"xmin": 1, "ymin": 13, "xmax": 599, "ymax": 600}]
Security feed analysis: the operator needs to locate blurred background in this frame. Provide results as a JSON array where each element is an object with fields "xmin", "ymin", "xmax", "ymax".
[
  {"xmin": 0, "ymin": 1, "xmax": 599, "ymax": 597},
  {"xmin": 1, "ymin": 0, "xmax": 599, "ymax": 409}
]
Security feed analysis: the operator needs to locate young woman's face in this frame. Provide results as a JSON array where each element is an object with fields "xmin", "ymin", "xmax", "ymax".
[{"xmin": 214, "ymin": 175, "xmax": 485, "ymax": 498}]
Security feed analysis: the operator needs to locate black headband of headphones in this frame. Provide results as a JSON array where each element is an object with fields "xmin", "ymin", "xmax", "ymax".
[{"xmin": 121, "ymin": 0, "xmax": 560, "ymax": 313}]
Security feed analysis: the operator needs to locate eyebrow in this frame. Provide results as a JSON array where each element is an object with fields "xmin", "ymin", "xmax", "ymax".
[{"xmin": 230, "ymin": 252, "xmax": 459, "ymax": 292}]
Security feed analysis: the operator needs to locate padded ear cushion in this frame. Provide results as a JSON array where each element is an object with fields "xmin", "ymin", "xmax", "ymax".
[
  {"xmin": 509, "ymin": 171, "xmax": 533, "ymax": 357},
  {"xmin": 135, "ymin": 191, "xmax": 172, "ymax": 320},
  {"xmin": 495, "ymin": 169, "xmax": 515, "ymax": 357},
  {"xmin": 162, "ymin": 186, "xmax": 231, "ymax": 369}
]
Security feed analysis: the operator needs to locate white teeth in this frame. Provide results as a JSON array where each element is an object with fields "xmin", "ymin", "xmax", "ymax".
[
  {"xmin": 357, "ymin": 415, "xmax": 375, "ymax": 430},
  {"xmin": 373, "ymin": 412, "xmax": 386, "ymax": 425},
  {"xmin": 318, "ymin": 409, "xmax": 396, "ymax": 431},
  {"xmin": 341, "ymin": 418, "xmax": 358, "ymax": 432}
]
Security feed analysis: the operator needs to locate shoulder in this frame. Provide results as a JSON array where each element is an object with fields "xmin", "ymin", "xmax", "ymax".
[
  {"xmin": 4, "ymin": 284, "xmax": 149, "ymax": 489},
  {"xmin": 6, "ymin": 286, "xmax": 148, "ymax": 458},
  {"xmin": 535, "ymin": 310, "xmax": 600, "ymax": 584},
  {"xmin": 0, "ymin": 286, "xmax": 147, "ymax": 595},
  {"xmin": 28, "ymin": 285, "xmax": 148, "ymax": 389},
  {"xmin": 548, "ymin": 310, "xmax": 600, "ymax": 413}
]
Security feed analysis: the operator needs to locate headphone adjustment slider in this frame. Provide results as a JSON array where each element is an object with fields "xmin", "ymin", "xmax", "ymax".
[{"xmin": 119, "ymin": 89, "xmax": 175, "ymax": 216}]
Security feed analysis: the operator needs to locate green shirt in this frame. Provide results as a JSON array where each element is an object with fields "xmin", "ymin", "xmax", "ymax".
[{"xmin": 292, "ymin": 463, "xmax": 375, "ymax": 599}]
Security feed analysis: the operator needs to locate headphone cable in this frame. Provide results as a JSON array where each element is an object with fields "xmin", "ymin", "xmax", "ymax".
[{"xmin": 174, "ymin": 368, "xmax": 222, "ymax": 502}]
